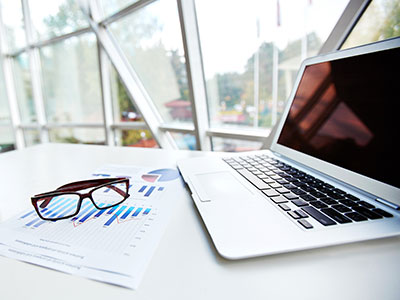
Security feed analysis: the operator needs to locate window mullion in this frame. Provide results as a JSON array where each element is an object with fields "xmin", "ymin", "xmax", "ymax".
[
  {"xmin": 0, "ymin": 4, "xmax": 25, "ymax": 149},
  {"xmin": 84, "ymin": 2, "xmax": 177, "ymax": 150},
  {"xmin": 177, "ymin": 0, "xmax": 211, "ymax": 151},
  {"xmin": 98, "ymin": 45, "xmax": 116, "ymax": 146},
  {"xmin": 21, "ymin": 0, "xmax": 49, "ymax": 143}
]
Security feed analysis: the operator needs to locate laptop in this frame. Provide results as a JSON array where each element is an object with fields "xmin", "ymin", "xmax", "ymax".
[{"xmin": 177, "ymin": 37, "xmax": 400, "ymax": 260}]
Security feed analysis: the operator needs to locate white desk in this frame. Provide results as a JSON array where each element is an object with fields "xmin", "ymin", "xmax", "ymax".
[{"xmin": 0, "ymin": 143, "xmax": 399, "ymax": 300}]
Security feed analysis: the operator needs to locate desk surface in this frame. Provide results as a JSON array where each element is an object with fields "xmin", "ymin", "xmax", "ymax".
[{"xmin": 0, "ymin": 143, "xmax": 399, "ymax": 300}]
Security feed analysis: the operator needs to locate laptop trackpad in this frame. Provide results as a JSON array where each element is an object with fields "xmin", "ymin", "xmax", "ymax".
[{"xmin": 193, "ymin": 171, "xmax": 254, "ymax": 202}]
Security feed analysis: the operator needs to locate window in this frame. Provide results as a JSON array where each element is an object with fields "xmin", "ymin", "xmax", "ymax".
[
  {"xmin": 1, "ymin": 0, "xmax": 386, "ymax": 154},
  {"xmin": 0, "ymin": 0, "xmax": 26, "ymax": 52},
  {"xmin": 341, "ymin": 0, "xmax": 400, "ymax": 49},
  {"xmin": 196, "ymin": 0, "xmax": 349, "ymax": 134},
  {"xmin": 0, "ymin": 57, "xmax": 14, "ymax": 152},
  {"xmin": 40, "ymin": 33, "xmax": 102, "ymax": 124},
  {"xmin": 12, "ymin": 52, "xmax": 36, "ymax": 123},
  {"xmin": 28, "ymin": 0, "xmax": 88, "ymax": 41},
  {"xmin": 109, "ymin": 0, "xmax": 192, "ymax": 126}
]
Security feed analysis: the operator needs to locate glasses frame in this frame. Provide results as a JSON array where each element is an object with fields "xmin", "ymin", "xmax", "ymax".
[{"xmin": 31, "ymin": 177, "xmax": 130, "ymax": 221}]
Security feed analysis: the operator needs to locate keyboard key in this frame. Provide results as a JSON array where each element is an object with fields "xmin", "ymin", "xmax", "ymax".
[
  {"xmin": 270, "ymin": 195, "xmax": 289, "ymax": 204},
  {"xmin": 331, "ymin": 188, "xmax": 346, "ymax": 195},
  {"xmin": 345, "ymin": 212, "xmax": 368, "ymax": 222},
  {"xmin": 288, "ymin": 211, "xmax": 301, "ymax": 219},
  {"xmin": 294, "ymin": 209, "xmax": 308, "ymax": 218},
  {"xmin": 269, "ymin": 182, "xmax": 282, "ymax": 189},
  {"xmin": 292, "ymin": 199, "xmax": 309, "ymax": 207},
  {"xmin": 298, "ymin": 219, "xmax": 313, "ymax": 229},
  {"xmin": 310, "ymin": 201, "xmax": 328, "ymax": 209},
  {"xmin": 262, "ymin": 189, "xmax": 280, "ymax": 197},
  {"xmin": 353, "ymin": 206, "xmax": 382, "ymax": 220},
  {"xmin": 346, "ymin": 194, "xmax": 360, "ymax": 201},
  {"xmin": 278, "ymin": 203, "xmax": 291, "ymax": 211},
  {"xmin": 284, "ymin": 193, "xmax": 299, "ymax": 200},
  {"xmin": 283, "ymin": 183, "xmax": 297, "ymax": 190},
  {"xmin": 359, "ymin": 201, "xmax": 375, "ymax": 209},
  {"xmin": 237, "ymin": 169, "xmax": 271, "ymax": 190},
  {"xmin": 321, "ymin": 208, "xmax": 352, "ymax": 224},
  {"xmin": 262, "ymin": 178, "xmax": 275, "ymax": 184},
  {"xmin": 372, "ymin": 208, "xmax": 393, "ymax": 218},
  {"xmin": 292, "ymin": 188, "xmax": 307, "ymax": 195},
  {"xmin": 300, "ymin": 194, "xmax": 316, "ymax": 202},
  {"xmin": 320, "ymin": 197, "xmax": 338, "ymax": 205},
  {"xmin": 302, "ymin": 206, "xmax": 336, "ymax": 226},
  {"xmin": 331, "ymin": 204, "xmax": 351, "ymax": 213},
  {"xmin": 309, "ymin": 191, "xmax": 325, "ymax": 199},
  {"xmin": 276, "ymin": 187, "xmax": 290, "ymax": 194},
  {"xmin": 339, "ymin": 199, "xmax": 359, "ymax": 208}
]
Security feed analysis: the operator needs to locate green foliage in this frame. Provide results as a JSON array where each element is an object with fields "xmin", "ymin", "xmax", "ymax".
[{"xmin": 380, "ymin": 0, "xmax": 400, "ymax": 39}]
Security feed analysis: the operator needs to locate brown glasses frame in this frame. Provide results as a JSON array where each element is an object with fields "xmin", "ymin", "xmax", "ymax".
[{"xmin": 31, "ymin": 178, "xmax": 130, "ymax": 221}]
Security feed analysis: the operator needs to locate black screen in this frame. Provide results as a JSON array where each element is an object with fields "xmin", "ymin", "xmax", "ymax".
[{"xmin": 277, "ymin": 47, "xmax": 399, "ymax": 188}]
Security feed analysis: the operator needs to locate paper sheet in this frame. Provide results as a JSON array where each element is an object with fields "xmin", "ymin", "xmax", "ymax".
[{"xmin": 0, "ymin": 165, "xmax": 183, "ymax": 289}]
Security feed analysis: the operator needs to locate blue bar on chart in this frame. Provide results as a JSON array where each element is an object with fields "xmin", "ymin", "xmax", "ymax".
[
  {"xmin": 94, "ymin": 207, "xmax": 109, "ymax": 218},
  {"xmin": 144, "ymin": 186, "xmax": 155, "ymax": 197},
  {"xmin": 121, "ymin": 206, "xmax": 135, "ymax": 219},
  {"xmin": 20, "ymin": 210, "xmax": 35, "ymax": 219},
  {"xmin": 34, "ymin": 220, "xmax": 47, "ymax": 228},
  {"xmin": 104, "ymin": 206, "xmax": 127, "ymax": 227},
  {"xmin": 132, "ymin": 207, "xmax": 143, "ymax": 217},
  {"xmin": 106, "ymin": 205, "xmax": 120, "ymax": 215},
  {"xmin": 92, "ymin": 173, "xmax": 110, "ymax": 177},
  {"xmin": 79, "ymin": 207, "xmax": 99, "ymax": 223},
  {"xmin": 143, "ymin": 208, "xmax": 151, "ymax": 215},
  {"xmin": 25, "ymin": 218, "xmax": 40, "ymax": 227},
  {"xmin": 41, "ymin": 197, "xmax": 68, "ymax": 216},
  {"xmin": 138, "ymin": 185, "xmax": 147, "ymax": 193},
  {"xmin": 49, "ymin": 199, "xmax": 78, "ymax": 219},
  {"xmin": 71, "ymin": 203, "xmax": 92, "ymax": 222},
  {"xmin": 158, "ymin": 187, "xmax": 164, "ymax": 191},
  {"xmin": 58, "ymin": 205, "xmax": 77, "ymax": 219},
  {"xmin": 41, "ymin": 197, "xmax": 70, "ymax": 217}
]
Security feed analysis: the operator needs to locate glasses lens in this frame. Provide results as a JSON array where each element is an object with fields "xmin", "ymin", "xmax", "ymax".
[
  {"xmin": 91, "ymin": 181, "xmax": 128, "ymax": 208},
  {"xmin": 35, "ymin": 193, "xmax": 80, "ymax": 220}
]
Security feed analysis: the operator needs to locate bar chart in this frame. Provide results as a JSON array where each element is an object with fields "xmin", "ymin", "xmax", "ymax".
[{"xmin": 21, "ymin": 200, "xmax": 153, "ymax": 229}]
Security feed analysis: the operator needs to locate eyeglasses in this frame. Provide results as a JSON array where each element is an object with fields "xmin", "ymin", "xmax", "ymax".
[{"xmin": 31, "ymin": 178, "xmax": 130, "ymax": 221}]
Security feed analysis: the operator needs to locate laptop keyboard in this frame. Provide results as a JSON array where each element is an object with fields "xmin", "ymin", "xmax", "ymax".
[{"xmin": 223, "ymin": 154, "xmax": 393, "ymax": 229}]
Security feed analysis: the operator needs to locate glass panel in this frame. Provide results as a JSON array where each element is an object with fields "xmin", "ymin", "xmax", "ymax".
[
  {"xmin": 49, "ymin": 127, "xmax": 106, "ymax": 144},
  {"xmin": 341, "ymin": 0, "xmax": 400, "ymax": 49},
  {"xmin": 109, "ymin": 63, "xmax": 143, "ymax": 122},
  {"xmin": 116, "ymin": 129, "xmax": 158, "ymax": 148},
  {"xmin": 0, "ymin": 57, "xmax": 11, "ymax": 123},
  {"xmin": 109, "ymin": 0, "xmax": 192, "ymax": 125},
  {"xmin": 13, "ymin": 53, "xmax": 37, "ymax": 123},
  {"xmin": 169, "ymin": 132, "xmax": 196, "ymax": 150},
  {"xmin": 23, "ymin": 129, "xmax": 40, "ymax": 146},
  {"xmin": 0, "ymin": 0, "xmax": 26, "ymax": 51},
  {"xmin": 211, "ymin": 137, "xmax": 263, "ymax": 152},
  {"xmin": 99, "ymin": 0, "xmax": 140, "ymax": 17},
  {"xmin": 0, "ymin": 126, "xmax": 15, "ymax": 152},
  {"xmin": 28, "ymin": 0, "xmax": 89, "ymax": 41},
  {"xmin": 196, "ymin": 0, "xmax": 349, "ymax": 132},
  {"xmin": 40, "ymin": 33, "xmax": 103, "ymax": 124}
]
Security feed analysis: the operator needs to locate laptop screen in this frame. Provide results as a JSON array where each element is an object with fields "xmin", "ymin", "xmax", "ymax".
[{"xmin": 277, "ymin": 47, "xmax": 399, "ymax": 189}]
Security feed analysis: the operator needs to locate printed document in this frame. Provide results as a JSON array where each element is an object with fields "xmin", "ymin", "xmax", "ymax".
[{"xmin": 0, "ymin": 165, "xmax": 183, "ymax": 289}]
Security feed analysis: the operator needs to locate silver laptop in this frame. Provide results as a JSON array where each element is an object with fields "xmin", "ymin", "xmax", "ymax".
[{"xmin": 177, "ymin": 37, "xmax": 400, "ymax": 260}]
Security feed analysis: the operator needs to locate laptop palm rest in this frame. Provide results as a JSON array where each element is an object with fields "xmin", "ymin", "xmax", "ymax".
[{"xmin": 192, "ymin": 171, "xmax": 254, "ymax": 202}]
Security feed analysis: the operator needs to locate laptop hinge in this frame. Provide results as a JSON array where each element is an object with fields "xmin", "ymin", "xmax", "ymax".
[{"xmin": 375, "ymin": 198, "xmax": 400, "ymax": 210}]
